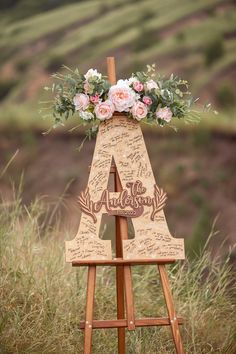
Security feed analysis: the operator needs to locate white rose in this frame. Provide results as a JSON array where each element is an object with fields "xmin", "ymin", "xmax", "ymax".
[
  {"xmin": 73, "ymin": 93, "xmax": 89, "ymax": 111},
  {"xmin": 94, "ymin": 100, "xmax": 115, "ymax": 120},
  {"xmin": 116, "ymin": 79, "xmax": 128, "ymax": 86},
  {"xmin": 156, "ymin": 107, "xmax": 173, "ymax": 122},
  {"xmin": 131, "ymin": 101, "xmax": 148, "ymax": 121},
  {"xmin": 127, "ymin": 76, "xmax": 138, "ymax": 85},
  {"xmin": 80, "ymin": 111, "xmax": 94, "ymax": 121},
  {"xmin": 108, "ymin": 81, "xmax": 136, "ymax": 112},
  {"xmin": 146, "ymin": 79, "xmax": 158, "ymax": 91},
  {"xmin": 84, "ymin": 68, "xmax": 102, "ymax": 80}
]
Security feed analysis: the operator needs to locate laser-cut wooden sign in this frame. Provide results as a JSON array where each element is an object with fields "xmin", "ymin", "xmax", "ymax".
[{"xmin": 65, "ymin": 114, "xmax": 185, "ymax": 262}]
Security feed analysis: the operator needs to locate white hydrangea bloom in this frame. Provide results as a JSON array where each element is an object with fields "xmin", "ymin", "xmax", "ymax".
[
  {"xmin": 127, "ymin": 76, "xmax": 138, "ymax": 85},
  {"xmin": 80, "ymin": 111, "xmax": 94, "ymax": 120},
  {"xmin": 84, "ymin": 68, "xmax": 102, "ymax": 80}
]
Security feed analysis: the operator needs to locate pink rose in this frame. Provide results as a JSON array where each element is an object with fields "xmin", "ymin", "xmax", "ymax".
[
  {"xmin": 146, "ymin": 79, "xmax": 158, "ymax": 91},
  {"xmin": 90, "ymin": 95, "xmax": 100, "ymax": 104},
  {"xmin": 142, "ymin": 96, "xmax": 152, "ymax": 106},
  {"xmin": 83, "ymin": 82, "xmax": 90, "ymax": 93},
  {"xmin": 156, "ymin": 107, "xmax": 172, "ymax": 122},
  {"xmin": 108, "ymin": 80, "xmax": 136, "ymax": 112},
  {"xmin": 133, "ymin": 81, "xmax": 144, "ymax": 92},
  {"xmin": 94, "ymin": 100, "xmax": 114, "ymax": 120},
  {"xmin": 131, "ymin": 101, "xmax": 148, "ymax": 121},
  {"xmin": 73, "ymin": 93, "xmax": 89, "ymax": 111}
]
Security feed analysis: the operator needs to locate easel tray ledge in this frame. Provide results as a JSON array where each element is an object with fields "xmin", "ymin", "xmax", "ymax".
[{"xmin": 72, "ymin": 258, "xmax": 176, "ymax": 267}]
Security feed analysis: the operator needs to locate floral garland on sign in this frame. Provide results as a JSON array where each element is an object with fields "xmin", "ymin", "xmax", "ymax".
[{"xmin": 43, "ymin": 64, "xmax": 208, "ymax": 137}]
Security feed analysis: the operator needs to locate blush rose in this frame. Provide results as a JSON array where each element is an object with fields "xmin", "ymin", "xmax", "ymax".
[
  {"xmin": 146, "ymin": 79, "xmax": 158, "ymax": 91},
  {"xmin": 94, "ymin": 100, "xmax": 115, "ymax": 120},
  {"xmin": 131, "ymin": 101, "xmax": 148, "ymax": 121},
  {"xmin": 133, "ymin": 81, "xmax": 144, "ymax": 92},
  {"xmin": 156, "ymin": 107, "xmax": 173, "ymax": 122},
  {"xmin": 108, "ymin": 80, "xmax": 136, "ymax": 112},
  {"xmin": 73, "ymin": 93, "xmax": 89, "ymax": 111}
]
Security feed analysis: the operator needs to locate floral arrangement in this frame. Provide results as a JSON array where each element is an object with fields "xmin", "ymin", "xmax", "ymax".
[{"xmin": 43, "ymin": 64, "xmax": 207, "ymax": 137}]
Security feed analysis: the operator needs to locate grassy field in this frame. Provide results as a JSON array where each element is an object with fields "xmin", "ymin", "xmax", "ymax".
[{"xmin": 0, "ymin": 193, "xmax": 236, "ymax": 354}]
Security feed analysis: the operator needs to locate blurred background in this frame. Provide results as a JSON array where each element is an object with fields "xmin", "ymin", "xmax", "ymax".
[{"xmin": 0, "ymin": 0, "xmax": 236, "ymax": 262}]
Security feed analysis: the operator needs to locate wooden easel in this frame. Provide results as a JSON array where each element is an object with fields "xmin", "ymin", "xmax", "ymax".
[{"xmin": 72, "ymin": 58, "xmax": 184, "ymax": 354}]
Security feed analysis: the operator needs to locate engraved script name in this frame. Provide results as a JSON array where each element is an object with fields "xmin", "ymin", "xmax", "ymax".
[{"xmin": 78, "ymin": 180, "xmax": 167, "ymax": 223}]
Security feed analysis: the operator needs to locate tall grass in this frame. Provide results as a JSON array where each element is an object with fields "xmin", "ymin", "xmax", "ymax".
[{"xmin": 0, "ymin": 193, "xmax": 235, "ymax": 353}]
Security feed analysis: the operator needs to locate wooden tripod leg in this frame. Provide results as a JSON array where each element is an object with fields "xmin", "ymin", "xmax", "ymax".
[
  {"xmin": 115, "ymin": 168, "xmax": 135, "ymax": 332},
  {"xmin": 109, "ymin": 55, "xmax": 126, "ymax": 351},
  {"xmin": 124, "ymin": 265, "xmax": 135, "ymax": 330},
  {"xmin": 116, "ymin": 224, "xmax": 126, "ymax": 354},
  {"xmin": 84, "ymin": 266, "xmax": 96, "ymax": 354},
  {"xmin": 115, "ymin": 175, "xmax": 126, "ymax": 353},
  {"xmin": 158, "ymin": 265, "xmax": 184, "ymax": 354}
]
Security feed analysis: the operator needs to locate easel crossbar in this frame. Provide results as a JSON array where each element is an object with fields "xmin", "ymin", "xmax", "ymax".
[
  {"xmin": 72, "ymin": 259, "xmax": 176, "ymax": 267},
  {"xmin": 80, "ymin": 317, "xmax": 183, "ymax": 329}
]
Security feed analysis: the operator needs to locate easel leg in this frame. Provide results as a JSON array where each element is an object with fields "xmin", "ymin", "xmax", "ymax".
[
  {"xmin": 116, "ymin": 265, "xmax": 126, "ymax": 353},
  {"xmin": 115, "ymin": 170, "xmax": 126, "ymax": 353},
  {"xmin": 116, "ymin": 218, "xmax": 126, "ymax": 352},
  {"xmin": 124, "ymin": 265, "xmax": 135, "ymax": 330},
  {"xmin": 84, "ymin": 266, "xmax": 96, "ymax": 354},
  {"xmin": 158, "ymin": 265, "xmax": 184, "ymax": 354},
  {"xmin": 115, "ymin": 169, "xmax": 135, "ymax": 352}
]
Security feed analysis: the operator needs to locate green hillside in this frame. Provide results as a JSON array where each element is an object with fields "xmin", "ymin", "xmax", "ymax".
[{"xmin": 0, "ymin": 0, "xmax": 235, "ymax": 130}]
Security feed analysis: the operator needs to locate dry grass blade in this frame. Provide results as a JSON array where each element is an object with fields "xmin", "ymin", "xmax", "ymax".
[{"xmin": 0, "ymin": 149, "xmax": 19, "ymax": 179}]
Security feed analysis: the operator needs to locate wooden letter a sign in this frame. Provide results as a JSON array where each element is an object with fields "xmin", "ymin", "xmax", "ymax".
[
  {"xmin": 66, "ymin": 58, "xmax": 185, "ymax": 263},
  {"xmin": 65, "ymin": 113, "xmax": 185, "ymax": 262}
]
